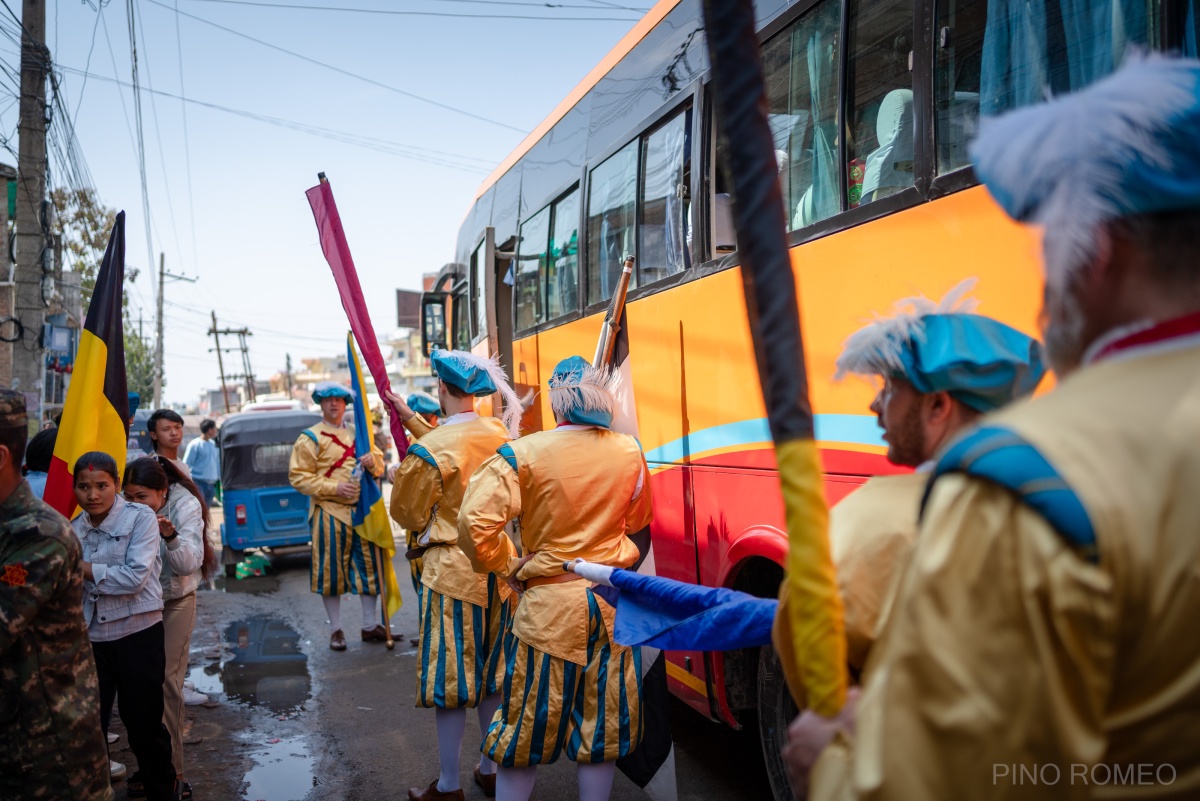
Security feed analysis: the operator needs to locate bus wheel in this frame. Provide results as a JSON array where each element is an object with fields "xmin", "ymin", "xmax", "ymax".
[{"xmin": 758, "ymin": 644, "xmax": 800, "ymax": 801}]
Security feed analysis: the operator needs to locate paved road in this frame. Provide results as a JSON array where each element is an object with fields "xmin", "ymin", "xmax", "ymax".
[{"xmin": 108, "ymin": 526, "xmax": 775, "ymax": 800}]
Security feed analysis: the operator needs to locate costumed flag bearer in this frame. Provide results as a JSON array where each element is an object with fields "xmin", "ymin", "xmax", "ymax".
[
  {"xmin": 457, "ymin": 356, "xmax": 653, "ymax": 801},
  {"xmin": 388, "ymin": 350, "xmax": 522, "ymax": 801},
  {"xmin": 388, "ymin": 390, "xmax": 444, "ymax": 607},
  {"xmin": 812, "ymin": 281, "xmax": 1044, "ymax": 677},
  {"xmin": 287, "ymin": 382, "xmax": 385, "ymax": 652},
  {"xmin": 795, "ymin": 55, "xmax": 1200, "ymax": 800}
]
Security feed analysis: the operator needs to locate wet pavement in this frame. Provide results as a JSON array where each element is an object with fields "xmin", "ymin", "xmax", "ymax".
[{"xmin": 108, "ymin": 522, "xmax": 772, "ymax": 801}]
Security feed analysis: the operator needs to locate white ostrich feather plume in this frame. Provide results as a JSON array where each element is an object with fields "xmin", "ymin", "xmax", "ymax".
[
  {"xmin": 548, "ymin": 363, "xmax": 620, "ymax": 422},
  {"xmin": 971, "ymin": 53, "xmax": 1199, "ymax": 291},
  {"xmin": 437, "ymin": 350, "xmax": 523, "ymax": 438},
  {"xmin": 834, "ymin": 278, "xmax": 979, "ymax": 381}
]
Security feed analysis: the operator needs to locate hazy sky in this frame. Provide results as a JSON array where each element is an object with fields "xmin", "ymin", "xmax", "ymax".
[{"xmin": 2, "ymin": 0, "xmax": 645, "ymax": 404}]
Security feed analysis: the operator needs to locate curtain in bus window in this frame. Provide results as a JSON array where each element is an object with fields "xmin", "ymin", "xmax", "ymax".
[
  {"xmin": 979, "ymin": 0, "xmax": 1151, "ymax": 115},
  {"xmin": 771, "ymin": 1, "xmax": 840, "ymax": 232},
  {"xmin": 639, "ymin": 110, "xmax": 690, "ymax": 285},
  {"xmin": 588, "ymin": 141, "xmax": 639, "ymax": 305},
  {"xmin": 516, "ymin": 207, "xmax": 549, "ymax": 330},
  {"xmin": 473, "ymin": 241, "xmax": 487, "ymax": 341},
  {"xmin": 545, "ymin": 189, "xmax": 580, "ymax": 320},
  {"xmin": 1186, "ymin": 0, "xmax": 1198, "ymax": 55}
]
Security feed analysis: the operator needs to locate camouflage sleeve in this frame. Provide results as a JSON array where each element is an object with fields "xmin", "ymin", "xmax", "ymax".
[{"xmin": 0, "ymin": 533, "xmax": 73, "ymax": 656}]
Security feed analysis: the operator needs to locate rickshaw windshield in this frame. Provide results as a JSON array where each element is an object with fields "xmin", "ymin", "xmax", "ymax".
[{"xmin": 219, "ymin": 411, "xmax": 321, "ymax": 491}]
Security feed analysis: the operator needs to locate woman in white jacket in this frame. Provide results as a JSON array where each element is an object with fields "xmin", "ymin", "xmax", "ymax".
[{"xmin": 122, "ymin": 456, "xmax": 217, "ymax": 801}]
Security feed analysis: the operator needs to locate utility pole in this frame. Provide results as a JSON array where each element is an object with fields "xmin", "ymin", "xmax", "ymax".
[
  {"xmin": 285, "ymin": 353, "xmax": 293, "ymax": 398},
  {"xmin": 207, "ymin": 315, "xmax": 255, "ymax": 409},
  {"xmin": 152, "ymin": 253, "xmax": 196, "ymax": 409},
  {"xmin": 12, "ymin": 0, "xmax": 48, "ymax": 434},
  {"xmin": 208, "ymin": 311, "xmax": 231, "ymax": 414}
]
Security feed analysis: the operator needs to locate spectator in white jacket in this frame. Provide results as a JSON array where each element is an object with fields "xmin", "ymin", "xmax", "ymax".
[{"xmin": 122, "ymin": 456, "xmax": 217, "ymax": 801}]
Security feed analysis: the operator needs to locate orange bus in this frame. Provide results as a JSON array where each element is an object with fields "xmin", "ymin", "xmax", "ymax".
[{"xmin": 420, "ymin": 0, "xmax": 1194, "ymax": 795}]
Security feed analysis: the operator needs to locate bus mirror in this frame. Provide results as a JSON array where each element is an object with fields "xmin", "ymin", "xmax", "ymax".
[{"xmin": 421, "ymin": 292, "xmax": 449, "ymax": 356}]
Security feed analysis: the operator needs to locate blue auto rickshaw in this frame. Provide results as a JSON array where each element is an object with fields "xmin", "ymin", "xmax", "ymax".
[{"xmin": 219, "ymin": 409, "xmax": 321, "ymax": 577}]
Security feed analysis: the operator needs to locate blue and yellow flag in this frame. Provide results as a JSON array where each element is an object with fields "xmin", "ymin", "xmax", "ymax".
[{"xmin": 348, "ymin": 333, "xmax": 402, "ymax": 619}]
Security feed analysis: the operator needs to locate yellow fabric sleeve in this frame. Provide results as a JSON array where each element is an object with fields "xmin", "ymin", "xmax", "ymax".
[
  {"xmin": 772, "ymin": 438, "xmax": 846, "ymax": 719},
  {"xmin": 811, "ymin": 474, "xmax": 1114, "ymax": 800},
  {"xmin": 404, "ymin": 413, "xmax": 435, "ymax": 439},
  {"xmin": 389, "ymin": 455, "xmax": 443, "ymax": 532},
  {"xmin": 457, "ymin": 454, "xmax": 521, "ymax": 578},
  {"xmin": 288, "ymin": 433, "xmax": 339, "ymax": 501}
]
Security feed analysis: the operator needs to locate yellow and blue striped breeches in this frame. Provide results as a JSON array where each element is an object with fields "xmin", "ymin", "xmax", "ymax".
[
  {"xmin": 416, "ymin": 573, "xmax": 512, "ymax": 709},
  {"xmin": 483, "ymin": 589, "xmax": 642, "ymax": 768},
  {"xmin": 309, "ymin": 507, "xmax": 384, "ymax": 597}
]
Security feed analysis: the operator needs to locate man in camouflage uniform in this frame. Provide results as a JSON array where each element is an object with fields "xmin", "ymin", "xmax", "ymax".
[{"xmin": 0, "ymin": 389, "xmax": 112, "ymax": 801}]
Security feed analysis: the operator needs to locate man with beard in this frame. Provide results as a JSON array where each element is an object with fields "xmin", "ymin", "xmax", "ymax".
[
  {"xmin": 790, "ymin": 56, "xmax": 1200, "ymax": 800},
  {"xmin": 818, "ymin": 282, "xmax": 1044, "ymax": 675}
]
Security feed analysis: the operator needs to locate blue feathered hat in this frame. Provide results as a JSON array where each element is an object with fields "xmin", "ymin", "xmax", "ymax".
[
  {"xmin": 835, "ymin": 281, "xmax": 1046, "ymax": 412},
  {"xmin": 407, "ymin": 391, "xmax": 441, "ymax": 417},
  {"xmin": 548, "ymin": 356, "xmax": 618, "ymax": 428},
  {"xmin": 429, "ymin": 350, "xmax": 521, "ymax": 437},
  {"xmin": 971, "ymin": 55, "xmax": 1200, "ymax": 288},
  {"xmin": 311, "ymin": 381, "xmax": 354, "ymax": 404}
]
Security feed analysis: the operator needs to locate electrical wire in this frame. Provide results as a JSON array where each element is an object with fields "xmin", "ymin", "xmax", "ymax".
[
  {"xmin": 53, "ymin": 63, "xmax": 496, "ymax": 172},
  {"xmin": 172, "ymin": 0, "xmax": 200, "ymax": 275},
  {"xmin": 125, "ymin": 0, "xmax": 159, "ymax": 307},
  {"xmin": 145, "ymin": 0, "xmax": 528, "ymax": 132},
  {"xmin": 177, "ymin": 0, "xmax": 642, "ymax": 20}
]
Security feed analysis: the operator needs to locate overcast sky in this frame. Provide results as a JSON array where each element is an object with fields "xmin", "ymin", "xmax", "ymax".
[{"xmin": 3, "ymin": 0, "xmax": 645, "ymax": 404}]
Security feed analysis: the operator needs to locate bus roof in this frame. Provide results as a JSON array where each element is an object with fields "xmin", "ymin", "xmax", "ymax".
[{"xmin": 473, "ymin": 0, "xmax": 682, "ymax": 201}]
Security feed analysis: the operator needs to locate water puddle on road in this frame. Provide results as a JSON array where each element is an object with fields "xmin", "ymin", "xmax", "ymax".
[
  {"xmin": 188, "ymin": 616, "xmax": 311, "ymax": 712},
  {"xmin": 241, "ymin": 736, "xmax": 314, "ymax": 801}
]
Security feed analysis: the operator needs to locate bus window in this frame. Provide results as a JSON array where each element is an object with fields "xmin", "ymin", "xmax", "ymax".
[
  {"xmin": 472, "ymin": 240, "xmax": 487, "ymax": 341},
  {"xmin": 587, "ymin": 140, "xmax": 639, "ymax": 305},
  {"xmin": 452, "ymin": 291, "xmax": 471, "ymax": 350},
  {"xmin": 848, "ymin": 0, "xmax": 914, "ymax": 206},
  {"xmin": 516, "ymin": 206, "xmax": 550, "ymax": 330},
  {"xmin": 937, "ymin": 0, "xmax": 1158, "ymax": 170},
  {"xmin": 546, "ymin": 188, "xmax": 580, "ymax": 319},
  {"xmin": 639, "ymin": 107, "xmax": 692, "ymax": 285},
  {"xmin": 762, "ymin": 0, "xmax": 843, "ymax": 231}
]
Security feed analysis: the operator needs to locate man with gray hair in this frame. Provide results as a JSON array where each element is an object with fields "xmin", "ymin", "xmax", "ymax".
[{"xmin": 791, "ymin": 55, "xmax": 1200, "ymax": 800}]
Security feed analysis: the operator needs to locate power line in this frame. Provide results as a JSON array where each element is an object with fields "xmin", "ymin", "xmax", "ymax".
[
  {"xmin": 177, "ymin": 0, "xmax": 643, "ymax": 20},
  {"xmin": 125, "ymin": 0, "xmax": 158, "ymax": 306},
  {"xmin": 172, "ymin": 0, "xmax": 199, "ymax": 274},
  {"xmin": 147, "ymin": 0, "xmax": 528, "ymax": 132},
  {"xmin": 53, "ymin": 63, "xmax": 495, "ymax": 171},
  {"xmin": 69, "ymin": 0, "xmax": 107, "ymax": 128}
]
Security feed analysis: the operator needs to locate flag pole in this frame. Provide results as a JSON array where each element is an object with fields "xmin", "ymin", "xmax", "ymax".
[
  {"xmin": 701, "ymin": 0, "xmax": 847, "ymax": 717},
  {"xmin": 593, "ymin": 255, "xmax": 634, "ymax": 368}
]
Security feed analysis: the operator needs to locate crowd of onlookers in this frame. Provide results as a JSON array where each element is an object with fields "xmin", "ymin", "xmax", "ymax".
[{"xmin": 1, "ymin": 392, "xmax": 224, "ymax": 801}]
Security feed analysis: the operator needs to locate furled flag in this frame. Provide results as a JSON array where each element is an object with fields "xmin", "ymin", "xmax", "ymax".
[
  {"xmin": 305, "ymin": 174, "xmax": 408, "ymax": 460},
  {"xmin": 573, "ymin": 561, "xmax": 777, "ymax": 652},
  {"xmin": 347, "ymin": 332, "xmax": 402, "ymax": 621},
  {"xmin": 593, "ymin": 258, "xmax": 679, "ymax": 801},
  {"xmin": 44, "ymin": 212, "xmax": 129, "ymax": 517},
  {"xmin": 702, "ymin": 0, "xmax": 847, "ymax": 717}
]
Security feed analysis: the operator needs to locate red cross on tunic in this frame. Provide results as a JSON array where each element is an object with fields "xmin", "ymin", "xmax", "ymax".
[{"xmin": 320, "ymin": 431, "xmax": 357, "ymax": 478}]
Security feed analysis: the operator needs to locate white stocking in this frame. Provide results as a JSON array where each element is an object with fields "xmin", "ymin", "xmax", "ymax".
[
  {"xmin": 321, "ymin": 596, "xmax": 341, "ymax": 632},
  {"xmin": 476, "ymin": 694, "xmax": 501, "ymax": 775},
  {"xmin": 577, "ymin": 761, "xmax": 616, "ymax": 801},
  {"xmin": 359, "ymin": 593, "xmax": 378, "ymax": 629},
  {"xmin": 496, "ymin": 766, "xmax": 537, "ymax": 801},
  {"xmin": 435, "ymin": 707, "xmax": 466, "ymax": 792}
]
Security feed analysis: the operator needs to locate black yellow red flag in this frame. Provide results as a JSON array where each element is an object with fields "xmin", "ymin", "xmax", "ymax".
[{"xmin": 44, "ymin": 211, "xmax": 130, "ymax": 517}]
